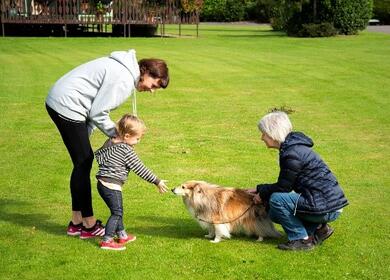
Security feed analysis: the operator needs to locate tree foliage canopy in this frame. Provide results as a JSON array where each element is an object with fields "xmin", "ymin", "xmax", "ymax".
[{"xmin": 270, "ymin": 0, "xmax": 373, "ymax": 36}]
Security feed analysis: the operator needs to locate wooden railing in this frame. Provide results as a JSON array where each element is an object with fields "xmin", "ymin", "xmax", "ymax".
[{"xmin": 0, "ymin": 0, "xmax": 200, "ymax": 32}]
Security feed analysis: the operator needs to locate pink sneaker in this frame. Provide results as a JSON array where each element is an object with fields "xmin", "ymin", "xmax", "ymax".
[
  {"xmin": 67, "ymin": 221, "xmax": 82, "ymax": 236},
  {"xmin": 80, "ymin": 220, "xmax": 105, "ymax": 239},
  {"xmin": 100, "ymin": 240, "xmax": 126, "ymax": 251},
  {"xmin": 118, "ymin": 234, "xmax": 136, "ymax": 244}
]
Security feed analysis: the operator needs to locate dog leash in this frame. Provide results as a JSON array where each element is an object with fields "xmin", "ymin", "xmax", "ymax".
[
  {"xmin": 195, "ymin": 203, "xmax": 256, "ymax": 225},
  {"xmin": 131, "ymin": 90, "xmax": 137, "ymax": 116}
]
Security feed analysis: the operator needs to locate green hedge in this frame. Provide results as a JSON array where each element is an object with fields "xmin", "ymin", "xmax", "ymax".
[
  {"xmin": 295, "ymin": 22, "xmax": 338, "ymax": 37},
  {"xmin": 200, "ymin": 0, "xmax": 247, "ymax": 22},
  {"xmin": 331, "ymin": 0, "xmax": 373, "ymax": 35},
  {"xmin": 272, "ymin": 0, "xmax": 373, "ymax": 37},
  {"xmin": 200, "ymin": 0, "xmax": 274, "ymax": 22}
]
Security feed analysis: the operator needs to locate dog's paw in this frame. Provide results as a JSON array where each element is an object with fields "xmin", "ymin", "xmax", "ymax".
[
  {"xmin": 256, "ymin": 236, "xmax": 264, "ymax": 242},
  {"xmin": 210, "ymin": 238, "xmax": 221, "ymax": 243},
  {"xmin": 205, "ymin": 234, "xmax": 215, "ymax": 239}
]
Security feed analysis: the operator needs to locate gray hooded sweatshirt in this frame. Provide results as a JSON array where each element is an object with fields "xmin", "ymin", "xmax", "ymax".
[{"xmin": 46, "ymin": 49, "xmax": 140, "ymax": 137}]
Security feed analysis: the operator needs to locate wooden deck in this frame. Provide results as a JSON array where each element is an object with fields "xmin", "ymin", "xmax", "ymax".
[{"xmin": 0, "ymin": 0, "xmax": 201, "ymax": 36}]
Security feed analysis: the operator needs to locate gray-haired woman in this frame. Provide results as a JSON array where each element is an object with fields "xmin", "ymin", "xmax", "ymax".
[{"xmin": 248, "ymin": 111, "xmax": 348, "ymax": 251}]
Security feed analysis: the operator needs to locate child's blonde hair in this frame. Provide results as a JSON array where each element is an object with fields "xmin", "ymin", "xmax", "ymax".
[
  {"xmin": 117, "ymin": 114, "xmax": 146, "ymax": 138},
  {"xmin": 258, "ymin": 111, "xmax": 292, "ymax": 144}
]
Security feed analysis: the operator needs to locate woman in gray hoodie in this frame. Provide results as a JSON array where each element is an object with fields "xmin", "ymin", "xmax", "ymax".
[{"xmin": 45, "ymin": 49, "xmax": 169, "ymax": 239}]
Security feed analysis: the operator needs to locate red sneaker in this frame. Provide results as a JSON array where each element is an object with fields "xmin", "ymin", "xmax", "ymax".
[
  {"xmin": 80, "ymin": 220, "xmax": 105, "ymax": 239},
  {"xmin": 118, "ymin": 234, "xmax": 137, "ymax": 244},
  {"xmin": 100, "ymin": 240, "xmax": 126, "ymax": 251},
  {"xmin": 67, "ymin": 221, "xmax": 82, "ymax": 236}
]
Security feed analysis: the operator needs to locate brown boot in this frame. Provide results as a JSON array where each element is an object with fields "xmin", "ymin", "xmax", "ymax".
[{"xmin": 314, "ymin": 223, "xmax": 334, "ymax": 244}]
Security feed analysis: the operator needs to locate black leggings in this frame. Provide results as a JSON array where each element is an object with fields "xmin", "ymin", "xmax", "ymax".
[{"xmin": 46, "ymin": 104, "xmax": 94, "ymax": 217}]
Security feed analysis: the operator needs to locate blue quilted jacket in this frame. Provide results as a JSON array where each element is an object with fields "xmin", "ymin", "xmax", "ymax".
[{"xmin": 257, "ymin": 132, "xmax": 348, "ymax": 214}]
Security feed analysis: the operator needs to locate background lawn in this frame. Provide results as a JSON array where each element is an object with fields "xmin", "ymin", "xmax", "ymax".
[{"xmin": 0, "ymin": 24, "xmax": 389, "ymax": 279}]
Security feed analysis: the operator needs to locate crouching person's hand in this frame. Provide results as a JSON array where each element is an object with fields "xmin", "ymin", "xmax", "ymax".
[
  {"xmin": 253, "ymin": 193, "xmax": 262, "ymax": 205},
  {"xmin": 246, "ymin": 188, "xmax": 257, "ymax": 194}
]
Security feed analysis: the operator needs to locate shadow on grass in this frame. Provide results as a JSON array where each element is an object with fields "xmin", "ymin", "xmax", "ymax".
[
  {"xmin": 200, "ymin": 28, "xmax": 286, "ymax": 38},
  {"xmin": 131, "ymin": 215, "xmax": 284, "ymax": 245},
  {"xmin": 132, "ymin": 215, "xmax": 202, "ymax": 239},
  {"xmin": 0, "ymin": 199, "xmax": 65, "ymax": 236}
]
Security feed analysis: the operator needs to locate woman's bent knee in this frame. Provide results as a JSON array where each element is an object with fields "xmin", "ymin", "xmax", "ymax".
[{"xmin": 269, "ymin": 193, "xmax": 284, "ymax": 208}]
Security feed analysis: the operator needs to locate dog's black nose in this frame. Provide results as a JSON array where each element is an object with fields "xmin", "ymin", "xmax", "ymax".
[{"xmin": 171, "ymin": 189, "xmax": 175, "ymax": 193}]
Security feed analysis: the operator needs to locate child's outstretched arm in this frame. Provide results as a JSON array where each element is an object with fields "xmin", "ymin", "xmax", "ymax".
[{"xmin": 124, "ymin": 147, "xmax": 168, "ymax": 193}]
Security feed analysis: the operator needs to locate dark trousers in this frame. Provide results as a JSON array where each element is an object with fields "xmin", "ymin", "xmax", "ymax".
[
  {"xmin": 97, "ymin": 181, "xmax": 124, "ymax": 239},
  {"xmin": 46, "ymin": 104, "xmax": 94, "ymax": 217}
]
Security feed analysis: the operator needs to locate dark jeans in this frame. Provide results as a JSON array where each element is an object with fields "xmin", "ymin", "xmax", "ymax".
[
  {"xmin": 46, "ymin": 104, "xmax": 94, "ymax": 217},
  {"xmin": 97, "ymin": 181, "xmax": 124, "ymax": 239}
]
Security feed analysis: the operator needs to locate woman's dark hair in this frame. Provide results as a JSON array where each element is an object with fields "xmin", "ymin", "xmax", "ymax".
[{"xmin": 138, "ymin": 59, "xmax": 169, "ymax": 88}]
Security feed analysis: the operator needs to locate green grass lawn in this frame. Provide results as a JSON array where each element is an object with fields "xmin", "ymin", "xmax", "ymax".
[{"xmin": 0, "ymin": 24, "xmax": 389, "ymax": 279}]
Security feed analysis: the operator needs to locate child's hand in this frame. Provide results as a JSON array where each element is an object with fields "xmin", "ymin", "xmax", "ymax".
[{"xmin": 157, "ymin": 180, "xmax": 169, "ymax": 194}]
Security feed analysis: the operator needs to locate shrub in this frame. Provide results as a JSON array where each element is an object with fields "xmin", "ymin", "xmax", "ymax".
[
  {"xmin": 269, "ymin": 0, "xmax": 306, "ymax": 31},
  {"xmin": 201, "ymin": 0, "xmax": 226, "ymax": 21},
  {"xmin": 295, "ymin": 22, "xmax": 338, "ymax": 37},
  {"xmin": 225, "ymin": 0, "xmax": 246, "ymax": 21},
  {"xmin": 271, "ymin": 0, "xmax": 373, "ymax": 36},
  {"xmin": 200, "ymin": 0, "xmax": 247, "ymax": 22},
  {"xmin": 331, "ymin": 0, "xmax": 373, "ymax": 35}
]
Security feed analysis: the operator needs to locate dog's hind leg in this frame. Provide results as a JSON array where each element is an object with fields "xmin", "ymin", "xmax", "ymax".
[
  {"xmin": 257, "ymin": 218, "xmax": 283, "ymax": 239},
  {"xmin": 210, "ymin": 224, "xmax": 231, "ymax": 243},
  {"xmin": 204, "ymin": 224, "xmax": 215, "ymax": 239},
  {"xmin": 253, "ymin": 218, "xmax": 281, "ymax": 241},
  {"xmin": 197, "ymin": 220, "xmax": 215, "ymax": 239}
]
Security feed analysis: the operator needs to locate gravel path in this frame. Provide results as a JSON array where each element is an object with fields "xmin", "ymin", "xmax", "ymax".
[
  {"xmin": 366, "ymin": 25, "xmax": 390, "ymax": 35},
  {"xmin": 201, "ymin": 22, "xmax": 390, "ymax": 35}
]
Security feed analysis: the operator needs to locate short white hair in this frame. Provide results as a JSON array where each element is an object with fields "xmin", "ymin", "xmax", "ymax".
[{"xmin": 258, "ymin": 111, "xmax": 292, "ymax": 144}]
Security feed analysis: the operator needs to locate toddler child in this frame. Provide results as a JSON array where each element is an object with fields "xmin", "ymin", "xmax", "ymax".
[{"xmin": 95, "ymin": 114, "xmax": 168, "ymax": 250}]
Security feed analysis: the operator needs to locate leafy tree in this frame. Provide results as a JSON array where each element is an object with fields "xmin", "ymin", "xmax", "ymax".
[
  {"xmin": 181, "ymin": 0, "xmax": 204, "ymax": 13},
  {"xmin": 270, "ymin": 0, "xmax": 373, "ymax": 36}
]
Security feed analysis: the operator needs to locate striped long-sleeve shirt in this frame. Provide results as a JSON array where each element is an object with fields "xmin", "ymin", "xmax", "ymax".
[{"xmin": 95, "ymin": 139, "xmax": 160, "ymax": 188}]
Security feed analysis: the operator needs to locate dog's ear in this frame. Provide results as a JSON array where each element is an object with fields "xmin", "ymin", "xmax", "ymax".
[
  {"xmin": 194, "ymin": 184, "xmax": 203, "ymax": 194},
  {"xmin": 183, "ymin": 181, "xmax": 195, "ymax": 190}
]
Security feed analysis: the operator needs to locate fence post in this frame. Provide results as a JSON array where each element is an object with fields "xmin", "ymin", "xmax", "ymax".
[
  {"xmin": 196, "ymin": 12, "xmax": 199, "ymax": 38},
  {"xmin": 162, "ymin": 18, "xmax": 165, "ymax": 37},
  {"xmin": 1, "ymin": 8, "xmax": 4, "ymax": 37}
]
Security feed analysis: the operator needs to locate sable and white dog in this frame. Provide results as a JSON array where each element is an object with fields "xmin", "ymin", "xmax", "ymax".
[{"xmin": 172, "ymin": 180, "xmax": 282, "ymax": 243}]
